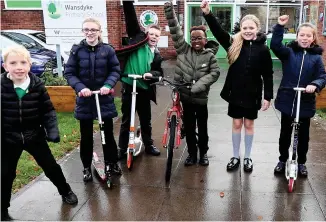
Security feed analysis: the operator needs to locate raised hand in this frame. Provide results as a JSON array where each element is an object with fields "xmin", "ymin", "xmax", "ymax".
[
  {"xmin": 201, "ymin": 0, "xmax": 210, "ymax": 15},
  {"xmin": 278, "ymin": 15, "xmax": 289, "ymax": 26},
  {"xmin": 164, "ymin": 1, "xmax": 172, "ymax": 9}
]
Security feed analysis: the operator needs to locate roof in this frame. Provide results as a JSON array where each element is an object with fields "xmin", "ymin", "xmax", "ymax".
[{"xmin": 2, "ymin": 29, "xmax": 44, "ymax": 34}]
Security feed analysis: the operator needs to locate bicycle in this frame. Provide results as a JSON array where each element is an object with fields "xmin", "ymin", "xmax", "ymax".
[
  {"xmin": 148, "ymin": 76, "xmax": 192, "ymax": 182},
  {"xmin": 282, "ymin": 87, "xmax": 306, "ymax": 193}
]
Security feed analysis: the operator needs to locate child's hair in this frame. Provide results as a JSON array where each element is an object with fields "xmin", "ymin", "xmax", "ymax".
[
  {"xmin": 145, "ymin": 24, "xmax": 161, "ymax": 33},
  {"xmin": 190, "ymin": 25, "xmax": 207, "ymax": 37},
  {"xmin": 82, "ymin": 18, "xmax": 103, "ymax": 42},
  {"xmin": 228, "ymin": 14, "xmax": 261, "ymax": 65},
  {"xmin": 2, "ymin": 45, "xmax": 31, "ymax": 64},
  {"xmin": 296, "ymin": 23, "xmax": 319, "ymax": 45}
]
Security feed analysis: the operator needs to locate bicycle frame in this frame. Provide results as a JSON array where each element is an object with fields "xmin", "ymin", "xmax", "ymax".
[{"xmin": 162, "ymin": 87, "xmax": 183, "ymax": 148}]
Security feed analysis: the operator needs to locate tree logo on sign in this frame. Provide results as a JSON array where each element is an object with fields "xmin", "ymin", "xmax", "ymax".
[
  {"xmin": 140, "ymin": 10, "xmax": 158, "ymax": 28},
  {"xmin": 47, "ymin": 0, "xmax": 61, "ymax": 19}
]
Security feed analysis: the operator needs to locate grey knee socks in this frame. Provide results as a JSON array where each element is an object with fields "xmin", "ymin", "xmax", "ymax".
[
  {"xmin": 232, "ymin": 132, "xmax": 241, "ymax": 158},
  {"xmin": 244, "ymin": 134, "xmax": 254, "ymax": 159}
]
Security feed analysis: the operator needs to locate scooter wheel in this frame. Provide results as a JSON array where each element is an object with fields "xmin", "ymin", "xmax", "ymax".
[
  {"xmin": 127, "ymin": 152, "xmax": 133, "ymax": 170},
  {"xmin": 288, "ymin": 177, "xmax": 294, "ymax": 193}
]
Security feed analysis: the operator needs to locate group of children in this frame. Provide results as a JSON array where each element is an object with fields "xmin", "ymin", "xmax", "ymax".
[{"xmin": 1, "ymin": 0, "xmax": 326, "ymax": 220}]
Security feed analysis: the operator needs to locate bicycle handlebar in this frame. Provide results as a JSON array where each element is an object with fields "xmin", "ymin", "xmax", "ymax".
[{"xmin": 151, "ymin": 77, "xmax": 192, "ymax": 89}]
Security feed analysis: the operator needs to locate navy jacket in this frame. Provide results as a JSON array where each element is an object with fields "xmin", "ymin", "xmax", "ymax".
[
  {"xmin": 271, "ymin": 24, "xmax": 326, "ymax": 118},
  {"xmin": 64, "ymin": 40, "xmax": 120, "ymax": 120}
]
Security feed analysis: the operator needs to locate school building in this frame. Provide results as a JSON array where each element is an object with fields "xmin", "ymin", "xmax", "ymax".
[{"xmin": 1, "ymin": 0, "xmax": 325, "ymax": 63}]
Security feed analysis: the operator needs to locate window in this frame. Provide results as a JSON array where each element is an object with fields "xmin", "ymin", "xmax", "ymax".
[
  {"xmin": 191, "ymin": 7, "xmax": 207, "ymax": 27},
  {"xmin": 31, "ymin": 32, "xmax": 47, "ymax": 43},
  {"xmin": 268, "ymin": 6, "xmax": 300, "ymax": 33},
  {"xmin": 236, "ymin": 6, "xmax": 268, "ymax": 33}
]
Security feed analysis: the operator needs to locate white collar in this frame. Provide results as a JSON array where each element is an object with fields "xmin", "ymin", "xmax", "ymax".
[{"xmin": 12, "ymin": 75, "xmax": 30, "ymax": 90}]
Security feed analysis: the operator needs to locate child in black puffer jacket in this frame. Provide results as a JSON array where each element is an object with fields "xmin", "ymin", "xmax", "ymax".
[{"xmin": 1, "ymin": 45, "xmax": 78, "ymax": 221}]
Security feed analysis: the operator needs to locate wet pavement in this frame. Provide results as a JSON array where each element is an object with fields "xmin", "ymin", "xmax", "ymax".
[{"xmin": 9, "ymin": 59, "xmax": 326, "ymax": 221}]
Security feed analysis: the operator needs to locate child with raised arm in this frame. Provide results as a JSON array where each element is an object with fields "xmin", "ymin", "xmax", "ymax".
[
  {"xmin": 164, "ymin": 1, "xmax": 220, "ymax": 166},
  {"xmin": 271, "ymin": 15, "xmax": 326, "ymax": 177}
]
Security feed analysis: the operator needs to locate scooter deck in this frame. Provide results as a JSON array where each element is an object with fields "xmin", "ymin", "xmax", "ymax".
[{"xmin": 92, "ymin": 152, "xmax": 106, "ymax": 181}]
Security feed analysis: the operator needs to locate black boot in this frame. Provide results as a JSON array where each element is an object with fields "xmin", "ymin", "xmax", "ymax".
[
  {"xmin": 83, "ymin": 167, "xmax": 93, "ymax": 182},
  {"xmin": 184, "ymin": 155, "xmax": 197, "ymax": 166},
  {"xmin": 1, "ymin": 209, "xmax": 13, "ymax": 221},
  {"xmin": 199, "ymin": 153, "xmax": 209, "ymax": 166},
  {"xmin": 106, "ymin": 163, "xmax": 122, "ymax": 176},
  {"xmin": 274, "ymin": 161, "xmax": 285, "ymax": 174},
  {"xmin": 62, "ymin": 190, "xmax": 78, "ymax": 205},
  {"xmin": 145, "ymin": 145, "xmax": 160, "ymax": 156}
]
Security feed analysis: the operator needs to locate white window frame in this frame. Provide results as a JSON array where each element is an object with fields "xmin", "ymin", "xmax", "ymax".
[{"xmin": 120, "ymin": 0, "xmax": 177, "ymax": 5}]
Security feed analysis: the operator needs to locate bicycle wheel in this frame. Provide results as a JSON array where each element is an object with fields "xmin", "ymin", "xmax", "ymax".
[{"xmin": 165, "ymin": 115, "xmax": 176, "ymax": 182}]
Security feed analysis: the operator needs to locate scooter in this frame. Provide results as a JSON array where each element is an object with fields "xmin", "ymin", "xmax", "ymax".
[
  {"xmin": 91, "ymin": 90, "xmax": 114, "ymax": 188},
  {"xmin": 285, "ymin": 87, "xmax": 306, "ymax": 193},
  {"xmin": 125, "ymin": 74, "xmax": 144, "ymax": 170}
]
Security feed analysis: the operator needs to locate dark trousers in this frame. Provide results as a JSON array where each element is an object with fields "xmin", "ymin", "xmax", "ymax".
[
  {"xmin": 118, "ymin": 84, "xmax": 153, "ymax": 150},
  {"xmin": 279, "ymin": 113, "xmax": 310, "ymax": 164},
  {"xmin": 80, "ymin": 118, "xmax": 118, "ymax": 167},
  {"xmin": 1, "ymin": 139, "xmax": 71, "ymax": 210},
  {"xmin": 182, "ymin": 102, "xmax": 209, "ymax": 157}
]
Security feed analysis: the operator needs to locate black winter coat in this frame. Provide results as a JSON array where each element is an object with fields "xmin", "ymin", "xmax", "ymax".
[
  {"xmin": 203, "ymin": 12, "xmax": 274, "ymax": 110},
  {"xmin": 1, "ymin": 73, "xmax": 59, "ymax": 145},
  {"xmin": 271, "ymin": 24, "xmax": 326, "ymax": 118},
  {"xmin": 64, "ymin": 40, "xmax": 120, "ymax": 120}
]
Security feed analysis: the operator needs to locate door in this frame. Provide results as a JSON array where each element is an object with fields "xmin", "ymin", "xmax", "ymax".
[{"xmin": 188, "ymin": 4, "xmax": 233, "ymax": 59}]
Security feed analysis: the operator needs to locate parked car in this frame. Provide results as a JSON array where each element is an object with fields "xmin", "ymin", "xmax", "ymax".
[
  {"xmin": 1, "ymin": 33, "xmax": 63, "ymax": 76},
  {"xmin": 2, "ymin": 29, "xmax": 71, "ymax": 63}
]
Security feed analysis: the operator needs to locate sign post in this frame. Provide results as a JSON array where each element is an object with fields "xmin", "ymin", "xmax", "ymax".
[{"xmin": 41, "ymin": 0, "xmax": 108, "ymax": 76}]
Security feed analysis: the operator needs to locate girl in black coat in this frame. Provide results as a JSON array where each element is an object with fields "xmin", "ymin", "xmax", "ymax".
[
  {"xmin": 201, "ymin": 0, "xmax": 273, "ymax": 172},
  {"xmin": 1, "ymin": 46, "xmax": 78, "ymax": 221},
  {"xmin": 64, "ymin": 18, "xmax": 121, "ymax": 182}
]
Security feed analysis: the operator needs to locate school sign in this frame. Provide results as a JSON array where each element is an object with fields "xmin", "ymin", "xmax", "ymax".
[{"xmin": 41, "ymin": 0, "xmax": 108, "ymax": 45}]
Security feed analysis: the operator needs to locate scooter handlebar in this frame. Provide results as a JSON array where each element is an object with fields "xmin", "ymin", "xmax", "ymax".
[
  {"xmin": 281, "ymin": 86, "xmax": 306, "ymax": 92},
  {"xmin": 144, "ymin": 76, "xmax": 162, "ymax": 81}
]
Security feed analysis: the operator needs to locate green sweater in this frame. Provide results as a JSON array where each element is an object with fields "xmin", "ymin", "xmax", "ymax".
[{"xmin": 121, "ymin": 44, "xmax": 154, "ymax": 90}]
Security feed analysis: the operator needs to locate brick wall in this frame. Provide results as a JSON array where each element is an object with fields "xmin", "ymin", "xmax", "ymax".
[
  {"xmin": 304, "ymin": 0, "xmax": 326, "ymax": 66},
  {"xmin": 1, "ymin": 1, "xmax": 184, "ymax": 58}
]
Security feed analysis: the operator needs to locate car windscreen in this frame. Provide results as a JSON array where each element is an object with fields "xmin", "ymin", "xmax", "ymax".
[
  {"xmin": 1, "ymin": 32, "xmax": 43, "ymax": 49},
  {"xmin": 30, "ymin": 32, "xmax": 47, "ymax": 43}
]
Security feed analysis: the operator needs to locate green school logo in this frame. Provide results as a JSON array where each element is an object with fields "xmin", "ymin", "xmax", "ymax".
[
  {"xmin": 140, "ymin": 10, "xmax": 158, "ymax": 28},
  {"xmin": 47, "ymin": 1, "xmax": 61, "ymax": 19}
]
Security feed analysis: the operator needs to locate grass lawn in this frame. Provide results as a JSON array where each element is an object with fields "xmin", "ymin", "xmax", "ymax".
[
  {"xmin": 316, "ymin": 108, "xmax": 326, "ymax": 119},
  {"xmin": 12, "ymin": 97, "xmax": 121, "ymax": 193}
]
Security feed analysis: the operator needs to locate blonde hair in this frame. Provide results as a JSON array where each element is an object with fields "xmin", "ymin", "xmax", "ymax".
[
  {"xmin": 82, "ymin": 18, "xmax": 103, "ymax": 42},
  {"xmin": 228, "ymin": 14, "xmax": 261, "ymax": 65},
  {"xmin": 296, "ymin": 23, "xmax": 319, "ymax": 45},
  {"xmin": 145, "ymin": 24, "xmax": 162, "ymax": 34},
  {"xmin": 2, "ymin": 45, "xmax": 31, "ymax": 64}
]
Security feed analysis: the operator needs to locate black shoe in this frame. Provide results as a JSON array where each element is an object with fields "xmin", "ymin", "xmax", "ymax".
[
  {"xmin": 274, "ymin": 161, "xmax": 285, "ymax": 174},
  {"xmin": 83, "ymin": 167, "xmax": 93, "ymax": 182},
  {"xmin": 106, "ymin": 163, "xmax": 122, "ymax": 176},
  {"xmin": 199, "ymin": 154, "xmax": 209, "ymax": 166},
  {"xmin": 117, "ymin": 148, "xmax": 127, "ymax": 160},
  {"xmin": 184, "ymin": 155, "xmax": 197, "ymax": 166},
  {"xmin": 243, "ymin": 158, "xmax": 253, "ymax": 172},
  {"xmin": 226, "ymin": 157, "xmax": 240, "ymax": 171},
  {"xmin": 298, "ymin": 164, "xmax": 308, "ymax": 177},
  {"xmin": 145, "ymin": 145, "xmax": 160, "ymax": 156},
  {"xmin": 62, "ymin": 190, "xmax": 78, "ymax": 205},
  {"xmin": 1, "ymin": 209, "xmax": 13, "ymax": 221}
]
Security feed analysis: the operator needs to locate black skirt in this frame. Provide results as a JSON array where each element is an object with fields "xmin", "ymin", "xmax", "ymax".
[{"xmin": 227, "ymin": 103, "xmax": 258, "ymax": 120}]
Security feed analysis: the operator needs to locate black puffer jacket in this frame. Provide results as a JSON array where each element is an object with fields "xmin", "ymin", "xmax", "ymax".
[
  {"xmin": 1, "ymin": 73, "xmax": 59, "ymax": 145},
  {"xmin": 204, "ymin": 12, "xmax": 274, "ymax": 110}
]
